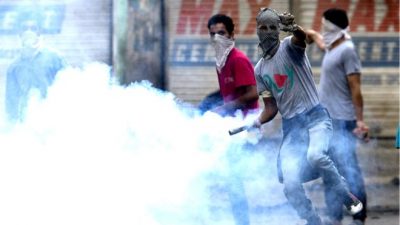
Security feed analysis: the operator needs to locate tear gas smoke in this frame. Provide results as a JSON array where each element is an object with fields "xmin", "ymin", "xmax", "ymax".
[{"xmin": 0, "ymin": 63, "xmax": 288, "ymax": 225}]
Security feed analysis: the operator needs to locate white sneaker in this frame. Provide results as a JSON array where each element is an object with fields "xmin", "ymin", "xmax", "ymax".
[
  {"xmin": 344, "ymin": 192, "xmax": 363, "ymax": 215},
  {"xmin": 348, "ymin": 201, "xmax": 363, "ymax": 215}
]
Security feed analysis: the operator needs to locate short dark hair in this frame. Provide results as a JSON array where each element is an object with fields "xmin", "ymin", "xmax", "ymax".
[
  {"xmin": 19, "ymin": 20, "xmax": 41, "ymax": 34},
  {"xmin": 18, "ymin": 10, "xmax": 42, "ymax": 35},
  {"xmin": 323, "ymin": 8, "xmax": 349, "ymax": 29},
  {"xmin": 207, "ymin": 14, "xmax": 235, "ymax": 35}
]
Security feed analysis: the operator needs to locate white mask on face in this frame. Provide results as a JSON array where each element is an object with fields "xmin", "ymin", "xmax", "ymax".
[
  {"xmin": 21, "ymin": 30, "xmax": 41, "ymax": 48},
  {"xmin": 20, "ymin": 30, "xmax": 42, "ymax": 58},
  {"xmin": 210, "ymin": 34, "xmax": 234, "ymax": 72},
  {"xmin": 322, "ymin": 18, "xmax": 351, "ymax": 49}
]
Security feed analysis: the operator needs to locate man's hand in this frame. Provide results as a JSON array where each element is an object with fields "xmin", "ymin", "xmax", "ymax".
[
  {"xmin": 228, "ymin": 119, "xmax": 261, "ymax": 136},
  {"xmin": 353, "ymin": 120, "xmax": 370, "ymax": 142},
  {"xmin": 252, "ymin": 118, "xmax": 262, "ymax": 129},
  {"xmin": 279, "ymin": 12, "xmax": 297, "ymax": 32}
]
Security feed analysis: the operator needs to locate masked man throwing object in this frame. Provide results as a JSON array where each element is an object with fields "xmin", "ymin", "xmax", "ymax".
[{"xmin": 251, "ymin": 8, "xmax": 363, "ymax": 225}]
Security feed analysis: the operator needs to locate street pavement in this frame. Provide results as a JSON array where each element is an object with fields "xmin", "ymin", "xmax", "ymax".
[
  {"xmin": 264, "ymin": 138, "xmax": 399, "ymax": 225},
  {"xmin": 146, "ymin": 137, "xmax": 398, "ymax": 225},
  {"xmin": 208, "ymin": 138, "xmax": 399, "ymax": 225}
]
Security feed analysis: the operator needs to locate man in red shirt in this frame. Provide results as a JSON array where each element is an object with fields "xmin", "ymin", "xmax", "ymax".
[
  {"xmin": 206, "ymin": 14, "xmax": 259, "ymax": 225},
  {"xmin": 207, "ymin": 14, "xmax": 259, "ymax": 117}
]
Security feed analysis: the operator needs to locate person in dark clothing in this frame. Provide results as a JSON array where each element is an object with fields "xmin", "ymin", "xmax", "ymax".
[{"xmin": 198, "ymin": 90, "xmax": 223, "ymax": 114}]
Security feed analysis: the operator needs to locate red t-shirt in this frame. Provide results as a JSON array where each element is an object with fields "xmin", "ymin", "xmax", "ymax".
[{"xmin": 217, "ymin": 48, "xmax": 259, "ymax": 114}]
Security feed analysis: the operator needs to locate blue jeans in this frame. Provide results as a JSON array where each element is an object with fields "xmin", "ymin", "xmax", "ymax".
[
  {"xmin": 278, "ymin": 105, "xmax": 349, "ymax": 222},
  {"xmin": 226, "ymin": 143, "xmax": 251, "ymax": 225},
  {"xmin": 324, "ymin": 119, "xmax": 367, "ymax": 222}
]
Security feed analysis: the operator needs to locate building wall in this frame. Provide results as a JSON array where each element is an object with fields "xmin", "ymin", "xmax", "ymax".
[
  {"xmin": 166, "ymin": 0, "xmax": 399, "ymax": 138},
  {"xmin": 0, "ymin": 0, "xmax": 112, "ymax": 120},
  {"xmin": 299, "ymin": 0, "xmax": 399, "ymax": 138},
  {"xmin": 113, "ymin": 0, "xmax": 167, "ymax": 89},
  {"xmin": 0, "ymin": 0, "xmax": 398, "ymax": 138}
]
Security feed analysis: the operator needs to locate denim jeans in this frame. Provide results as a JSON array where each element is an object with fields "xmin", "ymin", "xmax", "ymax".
[
  {"xmin": 278, "ymin": 105, "xmax": 349, "ymax": 222},
  {"xmin": 225, "ymin": 143, "xmax": 251, "ymax": 225},
  {"xmin": 324, "ymin": 119, "xmax": 367, "ymax": 222}
]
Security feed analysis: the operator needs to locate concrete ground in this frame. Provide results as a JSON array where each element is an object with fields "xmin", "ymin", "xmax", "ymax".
[
  {"xmin": 262, "ymin": 138, "xmax": 399, "ymax": 225},
  {"xmin": 150, "ymin": 138, "xmax": 399, "ymax": 225},
  {"xmin": 208, "ymin": 138, "xmax": 399, "ymax": 225},
  {"xmin": 321, "ymin": 138, "xmax": 399, "ymax": 225}
]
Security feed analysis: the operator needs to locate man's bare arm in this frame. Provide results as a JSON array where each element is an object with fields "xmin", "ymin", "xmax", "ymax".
[
  {"xmin": 213, "ymin": 85, "xmax": 258, "ymax": 115},
  {"xmin": 348, "ymin": 73, "xmax": 369, "ymax": 140},
  {"xmin": 305, "ymin": 29, "xmax": 325, "ymax": 50},
  {"xmin": 255, "ymin": 95, "xmax": 278, "ymax": 126},
  {"xmin": 291, "ymin": 25, "xmax": 307, "ymax": 48}
]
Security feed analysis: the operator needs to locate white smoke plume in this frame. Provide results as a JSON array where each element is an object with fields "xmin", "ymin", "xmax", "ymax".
[{"xmin": 0, "ymin": 62, "xmax": 291, "ymax": 225}]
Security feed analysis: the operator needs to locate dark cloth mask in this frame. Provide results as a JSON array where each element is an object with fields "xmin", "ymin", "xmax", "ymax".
[{"xmin": 256, "ymin": 8, "xmax": 280, "ymax": 59}]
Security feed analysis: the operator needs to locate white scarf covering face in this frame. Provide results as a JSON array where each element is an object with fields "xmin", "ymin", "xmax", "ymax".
[
  {"xmin": 322, "ymin": 18, "xmax": 351, "ymax": 49},
  {"xmin": 20, "ymin": 30, "xmax": 42, "ymax": 59},
  {"xmin": 210, "ymin": 34, "xmax": 235, "ymax": 72}
]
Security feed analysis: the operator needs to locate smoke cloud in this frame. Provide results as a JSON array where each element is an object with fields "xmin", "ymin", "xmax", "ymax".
[{"xmin": 0, "ymin": 62, "xmax": 290, "ymax": 225}]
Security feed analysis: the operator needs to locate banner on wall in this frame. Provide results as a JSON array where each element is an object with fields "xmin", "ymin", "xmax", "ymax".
[
  {"xmin": 0, "ymin": 4, "xmax": 65, "ymax": 35},
  {"xmin": 170, "ymin": 0, "xmax": 399, "ymax": 68},
  {"xmin": 0, "ymin": 3, "xmax": 66, "ymax": 60}
]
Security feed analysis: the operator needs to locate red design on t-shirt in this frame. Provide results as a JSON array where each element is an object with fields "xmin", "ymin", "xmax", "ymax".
[{"xmin": 273, "ymin": 74, "xmax": 288, "ymax": 88}]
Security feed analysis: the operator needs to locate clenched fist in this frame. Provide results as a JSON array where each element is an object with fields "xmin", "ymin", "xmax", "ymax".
[{"xmin": 279, "ymin": 12, "xmax": 297, "ymax": 32}]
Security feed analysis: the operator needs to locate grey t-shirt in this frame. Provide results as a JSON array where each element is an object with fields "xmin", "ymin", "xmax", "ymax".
[
  {"xmin": 319, "ymin": 40, "xmax": 361, "ymax": 120},
  {"xmin": 255, "ymin": 37, "xmax": 319, "ymax": 119}
]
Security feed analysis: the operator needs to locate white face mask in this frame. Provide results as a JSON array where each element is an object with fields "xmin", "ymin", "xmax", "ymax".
[
  {"xmin": 322, "ymin": 18, "xmax": 351, "ymax": 49},
  {"xmin": 20, "ymin": 30, "xmax": 40, "ymax": 49},
  {"xmin": 210, "ymin": 34, "xmax": 234, "ymax": 72},
  {"xmin": 20, "ymin": 30, "xmax": 42, "ymax": 58}
]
